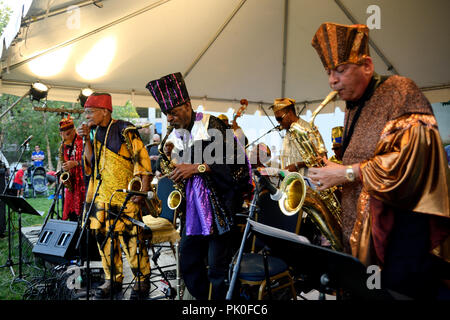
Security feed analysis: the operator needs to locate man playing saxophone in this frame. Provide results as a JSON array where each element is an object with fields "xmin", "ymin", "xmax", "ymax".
[
  {"xmin": 59, "ymin": 115, "xmax": 85, "ymax": 222},
  {"xmin": 271, "ymin": 98, "xmax": 326, "ymax": 174},
  {"xmin": 309, "ymin": 22, "xmax": 449, "ymax": 299},
  {"xmin": 77, "ymin": 92, "xmax": 153, "ymax": 300},
  {"xmin": 146, "ymin": 72, "xmax": 253, "ymax": 300}
]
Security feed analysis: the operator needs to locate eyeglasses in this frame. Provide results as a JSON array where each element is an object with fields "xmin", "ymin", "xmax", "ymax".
[
  {"xmin": 275, "ymin": 111, "xmax": 288, "ymax": 122},
  {"xmin": 84, "ymin": 109, "xmax": 102, "ymax": 115}
]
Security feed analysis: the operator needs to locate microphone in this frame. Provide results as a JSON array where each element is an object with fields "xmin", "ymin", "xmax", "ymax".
[
  {"xmin": 254, "ymin": 170, "xmax": 282, "ymax": 201},
  {"xmin": 19, "ymin": 135, "xmax": 33, "ymax": 148},
  {"xmin": 116, "ymin": 189, "xmax": 156, "ymax": 199}
]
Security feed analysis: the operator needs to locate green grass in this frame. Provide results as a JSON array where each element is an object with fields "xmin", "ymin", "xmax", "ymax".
[{"xmin": 0, "ymin": 195, "xmax": 53, "ymax": 300}]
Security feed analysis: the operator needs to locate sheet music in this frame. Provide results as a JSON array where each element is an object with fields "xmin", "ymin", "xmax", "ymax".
[{"xmin": 248, "ymin": 219, "xmax": 311, "ymax": 245}]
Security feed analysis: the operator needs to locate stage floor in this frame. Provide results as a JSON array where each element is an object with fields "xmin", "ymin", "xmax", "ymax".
[{"xmin": 21, "ymin": 224, "xmax": 334, "ymax": 301}]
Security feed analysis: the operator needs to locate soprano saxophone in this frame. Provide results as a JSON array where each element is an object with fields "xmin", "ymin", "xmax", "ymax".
[{"xmin": 58, "ymin": 142, "xmax": 72, "ymax": 192}]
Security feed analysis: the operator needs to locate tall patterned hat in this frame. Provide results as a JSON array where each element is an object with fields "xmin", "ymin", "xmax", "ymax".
[
  {"xmin": 312, "ymin": 22, "xmax": 370, "ymax": 71},
  {"xmin": 84, "ymin": 92, "xmax": 113, "ymax": 112},
  {"xmin": 331, "ymin": 126, "xmax": 344, "ymax": 145},
  {"xmin": 270, "ymin": 98, "xmax": 296, "ymax": 113},
  {"xmin": 59, "ymin": 115, "xmax": 74, "ymax": 132},
  {"xmin": 146, "ymin": 72, "xmax": 190, "ymax": 114}
]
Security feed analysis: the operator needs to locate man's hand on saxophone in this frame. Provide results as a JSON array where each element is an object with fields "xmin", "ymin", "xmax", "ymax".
[
  {"xmin": 308, "ymin": 158, "xmax": 360, "ymax": 191},
  {"xmin": 169, "ymin": 163, "xmax": 210, "ymax": 183},
  {"xmin": 62, "ymin": 160, "xmax": 79, "ymax": 171}
]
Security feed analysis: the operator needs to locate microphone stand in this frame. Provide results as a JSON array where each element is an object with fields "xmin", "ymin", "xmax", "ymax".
[
  {"xmin": 245, "ymin": 126, "xmax": 280, "ymax": 150},
  {"xmin": 101, "ymin": 191, "xmax": 133, "ymax": 300},
  {"xmin": 75, "ymin": 174, "xmax": 102, "ymax": 300},
  {"xmin": 38, "ymin": 181, "xmax": 65, "ymax": 238},
  {"xmin": 0, "ymin": 141, "xmax": 30, "ymax": 276},
  {"xmin": 226, "ymin": 174, "xmax": 261, "ymax": 300}
]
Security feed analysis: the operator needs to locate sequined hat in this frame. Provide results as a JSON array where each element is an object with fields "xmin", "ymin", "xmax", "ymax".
[
  {"xmin": 59, "ymin": 115, "xmax": 74, "ymax": 132},
  {"xmin": 312, "ymin": 22, "xmax": 370, "ymax": 71},
  {"xmin": 331, "ymin": 126, "xmax": 344, "ymax": 145},
  {"xmin": 84, "ymin": 92, "xmax": 113, "ymax": 112},
  {"xmin": 270, "ymin": 98, "xmax": 296, "ymax": 113},
  {"xmin": 146, "ymin": 72, "xmax": 190, "ymax": 114}
]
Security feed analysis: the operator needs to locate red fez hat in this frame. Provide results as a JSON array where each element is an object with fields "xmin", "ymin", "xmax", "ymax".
[{"xmin": 84, "ymin": 93, "xmax": 113, "ymax": 112}]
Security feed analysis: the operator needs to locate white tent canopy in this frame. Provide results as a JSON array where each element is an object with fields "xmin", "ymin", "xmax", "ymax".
[{"xmin": 0, "ymin": 0, "xmax": 449, "ymax": 115}]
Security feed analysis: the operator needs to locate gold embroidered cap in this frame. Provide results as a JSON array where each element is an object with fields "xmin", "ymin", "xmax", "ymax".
[
  {"xmin": 270, "ymin": 98, "xmax": 295, "ymax": 113},
  {"xmin": 331, "ymin": 126, "xmax": 344, "ymax": 145},
  {"xmin": 218, "ymin": 114, "xmax": 229, "ymax": 122},
  {"xmin": 312, "ymin": 22, "xmax": 370, "ymax": 71}
]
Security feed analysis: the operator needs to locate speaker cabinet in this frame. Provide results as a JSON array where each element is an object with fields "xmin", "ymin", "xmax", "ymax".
[{"xmin": 32, "ymin": 219, "xmax": 79, "ymax": 264}]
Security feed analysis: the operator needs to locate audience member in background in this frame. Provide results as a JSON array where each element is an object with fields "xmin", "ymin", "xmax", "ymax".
[
  {"xmin": 147, "ymin": 134, "xmax": 161, "ymax": 174},
  {"xmin": 31, "ymin": 145, "xmax": 45, "ymax": 167},
  {"xmin": 13, "ymin": 164, "xmax": 28, "ymax": 197}
]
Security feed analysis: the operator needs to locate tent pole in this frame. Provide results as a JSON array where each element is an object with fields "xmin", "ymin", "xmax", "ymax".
[{"xmin": 281, "ymin": 0, "xmax": 289, "ymax": 98}]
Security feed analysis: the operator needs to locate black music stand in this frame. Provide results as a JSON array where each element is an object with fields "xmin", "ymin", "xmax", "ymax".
[
  {"xmin": 247, "ymin": 220, "xmax": 393, "ymax": 300},
  {"xmin": 0, "ymin": 195, "xmax": 43, "ymax": 280}
]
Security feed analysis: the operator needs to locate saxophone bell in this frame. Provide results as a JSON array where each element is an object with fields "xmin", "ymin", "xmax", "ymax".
[
  {"xmin": 60, "ymin": 171, "xmax": 70, "ymax": 186},
  {"xmin": 167, "ymin": 190, "xmax": 182, "ymax": 210}
]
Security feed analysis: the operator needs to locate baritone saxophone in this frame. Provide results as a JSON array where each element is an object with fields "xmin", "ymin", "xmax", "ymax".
[
  {"xmin": 279, "ymin": 90, "xmax": 343, "ymax": 251},
  {"xmin": 122, "ymin": 123, "xmax": 162, "ymax": 218}
]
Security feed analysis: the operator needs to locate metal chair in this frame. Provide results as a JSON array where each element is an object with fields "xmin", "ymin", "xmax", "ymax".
[{"xmin": 236, "ymin": 189, "xmax": 299, "ymax": 300}]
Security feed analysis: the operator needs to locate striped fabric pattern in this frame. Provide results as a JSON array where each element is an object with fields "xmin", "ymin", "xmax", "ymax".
[
  {"xmin": 311, "ymin": 22, "xmax": 370, "ymax": 71},
  {"xmin": 146, "ymin": 72, "xmax": 190, "ymax": 113}
]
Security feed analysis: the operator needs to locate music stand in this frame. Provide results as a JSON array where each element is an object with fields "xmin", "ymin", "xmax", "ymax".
[
  {"xmin": 247, "ymin": 220, "xmax": 393, "ymax": 300},
  {"xmin": 0, "ymin": 195, "xmax": 43, "ymax": 280}
]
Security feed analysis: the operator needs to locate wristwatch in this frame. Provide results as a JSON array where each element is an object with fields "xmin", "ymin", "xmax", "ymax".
[
  {"xmin": 197, "ymin": 164, "xmax": 206, "ymax": 173},
  {"xmin": 345, "ymin": 165, "xmax": 355, "ymax": 182}
]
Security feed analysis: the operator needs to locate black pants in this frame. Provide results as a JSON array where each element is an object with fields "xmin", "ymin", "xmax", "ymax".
[
  {"xmin": 180, "ymin": 227, "xmax": 236, "ymax": 300},
  {"xmin": 381, "ymin": 210, "xmax": 450, "ymax": 299}
]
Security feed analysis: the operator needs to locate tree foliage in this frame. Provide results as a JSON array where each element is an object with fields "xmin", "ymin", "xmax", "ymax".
[
  {"xmin": 0, "ymin": 1, "xmax": 12, "ymax": 36},
  {"xmin": 0, "ymin": 93, "xmax": 140, "ymax": 168}
]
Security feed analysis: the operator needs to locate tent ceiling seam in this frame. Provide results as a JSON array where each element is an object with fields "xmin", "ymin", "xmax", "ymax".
[
  {"xmin": 21, "ymin": 0, "xmax": 105, "ymax": 26},
  {"xmin": 183, "ymin": 0, "xmax": 247, "ymax": 79},
  {"xmin": 1, "ymin": 0, "xmax": 172, "ymax": 75}
]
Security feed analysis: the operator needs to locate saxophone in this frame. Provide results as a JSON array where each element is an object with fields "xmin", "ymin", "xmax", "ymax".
[
  {"xmin": 159, "ymin": 126, "xmax": 184, "ymax": 211},
  {"xmin": 122, "ymin": 123, "xmax": 162, "ymax": 218},
  {"xmin": 279, "ymin": 90, "xmax": 344, "ymax": 251},
  {"xmin": 58, "ymin": 142, "xmax": 72, "ymax": 192}
]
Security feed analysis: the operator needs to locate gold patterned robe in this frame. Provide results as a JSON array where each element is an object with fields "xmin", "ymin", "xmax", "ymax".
[
  {"xmin": 83, "ymin": 119, "xmax": 152, "ymax": 282},
  {"xmin": 340, "ymin": 74, "xmax": 450, "ymax": 266}
]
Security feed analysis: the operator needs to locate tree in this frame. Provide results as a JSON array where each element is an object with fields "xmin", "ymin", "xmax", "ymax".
[
  {"xmin": 0, "ymin": 94, "xmax": 142, "ymax": 169},
  {"xmin": 0, "ymin": 1, "xmax": 11, "ymax": 36},
  {"xmin": 0, "ymin": 94, "xmax": 79, "ymax": 170}
]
